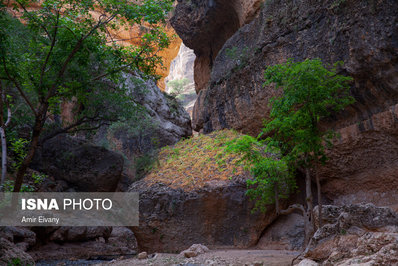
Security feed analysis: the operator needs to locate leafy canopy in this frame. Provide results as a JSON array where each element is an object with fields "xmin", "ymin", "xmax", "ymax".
[
  {"xmin": 262, "ymin": 58, "xmax": 354, "ymax": 167},
  {"xmin": 225, "ymin": 58, "xmax": 354, "ymax": 211},
  {"xmin": 0, "ymin": 0, "xmax": 173, "ymax": 133},
  {"xmin": 224, "ymin": 134, "xmax": 295, "ymax": 212}
]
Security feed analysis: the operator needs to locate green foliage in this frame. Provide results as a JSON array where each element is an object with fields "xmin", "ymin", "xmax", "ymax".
[
  {"xmin": 0, "ymin": 0, "xmax": 173, "ymax": 135},
  {"xmin": 8, "ymin": 258, "xmax": 22, "ymax": 266},
  {"xmin": 225, "ymin": 47, "xmax": 239, "ymax": 60},
  {"xmin": 32, "ymin": 172, "xmax": 47, "ymax": 184},
  {"xmin": 225, "ymin": 46, "xmax": 249, "ymax": 62},
  {"xmin": 162, "ymin": 91, "xmax": 181, "ymax": 114},
  {"xmin": 167, "ymin": 78, "xmax": 189, "ymax": 96},
  {"xmin": 0, "ymin": 0, "xmax": 174, "ymax": 191},
  {"xmin": 9, "ymin": 138, "xmax": 29, "ymax": 170},
  {"xmin": 225, "ymin": 58, "xmax": 354, "ymax": 213},
  {"xmin": 134, "ymin": 153, "xmax": 157, "ymax": 180},
  {"xmin": 225, "ymin": 135, "xmax": 296, "ymax": 212},
  {"xmin": 3, "ymin": 180, "xmax": 34, "ymax": 192},
  {"xmin": 262, "ymin": 58, "xmax": 354, "ymax": 167},
  {"xmin": 2, "ymin": 172, "xmax": 46, "ymax": 192}
]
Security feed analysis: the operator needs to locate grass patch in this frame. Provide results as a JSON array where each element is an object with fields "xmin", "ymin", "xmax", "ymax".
[{"xmin": 145, "ymin": 130, "xmax": 248, "ymax": 190}]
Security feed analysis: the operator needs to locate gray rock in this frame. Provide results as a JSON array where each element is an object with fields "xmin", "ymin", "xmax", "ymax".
[
  {"xmin": 0, "ymin": 238, "xmax": 34, "ymax": 265},
  {"xmin": 257, "ymin": 213, "xmax": 304, "ymax": 250},
  {"xmin": 124, "ymin": 73, "xmax": 192, "ymax": 147},
  {"xmin": 0, "ymin": 227, "xmax": 36, "ymax": 250},
  {"xmin": 138, "ymin": 251, "xmax": 148, "ymax": 259},
  {"xmin": 174, "ymin": 0, "xmax": 398, "ymax": 207},
  {"xmin": 49, "ymin": 226, "xmax": 113, "ymax": 243},
  {"xmin": 306, "ymin": 204, "xmax": 398, "ymax": 263},
  {"xmin": 32, "ymin": 134, "xmax": 124, "ymax": 192},
  {"xmin": 181, "ymin": 244, "xmax": 209, "ymax": 258},
  {"xmin": 298, "ymin": 259, "xmax": 319, "ymax": 266},
  {"xmin": 129, "ymin": 178, "xmax": 277, "ymax": 253},
  {"xmin": 93, "ymin": 72, "xmax": 192, "ymax": 188}
]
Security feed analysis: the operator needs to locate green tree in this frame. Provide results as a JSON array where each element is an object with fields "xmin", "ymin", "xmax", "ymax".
[
  {"xmin": 167, "ymin": 78, "xmax": 189, "ymax": 97},
  {"xmin": 226, "ymin": 58, "xmax": 354, "ymax": 246},
  {"xmin": 0, "ymin": 0, "xmax": 173, "ymax": 192}
]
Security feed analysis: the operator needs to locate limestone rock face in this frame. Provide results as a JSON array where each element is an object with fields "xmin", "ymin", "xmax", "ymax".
[
  {"xmin": 129, "ymin": 178, "xmax": 275, "ymax": 253},
  {"xmin": 173, "ymin": 0, "xmax": 398, "ymax": 205},
  {"xmin": 32, "ymin": 134, "xmax": 124, "ymax": 192},
  {"xmin": 171, "ymin": 0, "xmax": 263, "ymax": 93},
  {"xmin": 165, "ymin": 43, "xmax": 197, "ymax": 116},
  {"xmin": 305, "ymin": 204, "xmax": 398, "ymax": 265},
  {"xmin": 126, "ymin": 75, "xmax": 192, "ymax": 147},
  {"xmin": 165, "ymin": 43, "xmax": 196, "ymax": 87},
  {"xmin": 100, "ymin": 74, "xmax": 192, "ymax": 170}
]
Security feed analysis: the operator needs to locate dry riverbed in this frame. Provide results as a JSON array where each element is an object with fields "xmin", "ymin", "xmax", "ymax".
[{"xmin": 96, "ymin": 249, "xmax": 299, "ymax": 266}]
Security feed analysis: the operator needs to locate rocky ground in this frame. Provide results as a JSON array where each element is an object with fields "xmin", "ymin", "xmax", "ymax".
[{"xmin": 96, "ymin": 249, "xmax": 299, "ymax": 266}]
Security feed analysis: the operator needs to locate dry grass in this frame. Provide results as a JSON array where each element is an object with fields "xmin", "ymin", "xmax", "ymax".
[{"xmin": 145, "ymin": 130, "xmax": 248, "ymax": 191}]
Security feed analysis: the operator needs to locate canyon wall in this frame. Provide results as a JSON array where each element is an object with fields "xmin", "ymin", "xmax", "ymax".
[
  {"xmin": 172, "ymin": 0, "xmax": 398, "ymax": 206},
  {"xmin": 171, "ymin": 0, "xmax": 263, "ymax": 93},
  {"xmin": 165, "ymin": 43, "xmax": 197, "ymax": 116}
]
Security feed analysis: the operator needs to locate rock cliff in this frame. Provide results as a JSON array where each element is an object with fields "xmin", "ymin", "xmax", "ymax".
[
  {"xmin": 172, "ymin": 0, "xmax": 398, "ymax": 206},
  {"xmin": 171, "ymin": 0, "xmax": 263, "ymax": 93},
  {"xmin": 92, "ymin": 72, "xmax": 192, "ymax": 186},
  {"xmin": 165, "ymin": 43, "xmax": 197, "ymax": 116}
]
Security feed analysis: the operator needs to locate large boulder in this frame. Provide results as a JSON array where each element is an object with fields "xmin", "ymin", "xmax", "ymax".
[
  {"xmin": 129, "ymin": 178, "xmax": 274, "ymax": 253},
  {"xmin": 172, "ymin": 0, "xmax": 398, "ymax": 206},
  {"xmin": 128, "ymin": 130, "xmax": 279, "ymax": 253},
  {"xmin": 32, "ymin": 134, "xmax": 124, "ymax": 192}
]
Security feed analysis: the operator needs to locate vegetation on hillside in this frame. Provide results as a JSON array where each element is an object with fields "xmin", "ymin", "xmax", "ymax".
[{"xmin": 145, "ymin": 130, "xmax": 250, "ymax": 191}]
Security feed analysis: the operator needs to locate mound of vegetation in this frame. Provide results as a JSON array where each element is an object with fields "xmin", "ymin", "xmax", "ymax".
[{"xmin": 145, "ymin": 130, "xmax": 248, "ymax": 191}]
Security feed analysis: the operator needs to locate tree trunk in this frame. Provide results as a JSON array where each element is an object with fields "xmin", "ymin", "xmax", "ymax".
[
  {"xmin": 304, "ymin": 166, "xmax": 314, "ymax": 245},
  {"xmin": 13, "ymin": 106, "xmax": 47, "ymax": 192},
  {"xmin": 315, "ymin": 169, "xmax": 322, "ymax": 229},
  {"xmin": 0, "ymin": 126, "xmax": 7, "ymax": 188},
  {"xmin": 274, "ymin": 182, "xmax": 280, "ymax": 215}
]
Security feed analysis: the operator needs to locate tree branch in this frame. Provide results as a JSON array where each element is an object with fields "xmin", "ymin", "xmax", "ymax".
[
  {"xmin": 1, "ymin": 56, "xmax": 37, "ymax": 116},
  {"xmin": 45, "ymin": 13, "xmax": 118, "ymax": 101},
  {"xmin": 15, "ymin": 0, "xmax": 52, "ymax": 40},
  {"xmin": 91, "ymin": 49, "xmax": 145, "ymax": 82},
  {"xmin": 39, "ymin": 10, "xmax": 60, "ymax": 91}
]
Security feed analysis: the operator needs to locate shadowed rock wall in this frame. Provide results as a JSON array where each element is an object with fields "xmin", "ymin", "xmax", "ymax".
[{"xmin": 172, "ymin": 0, "xmax": 398, "ymax": 206}]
